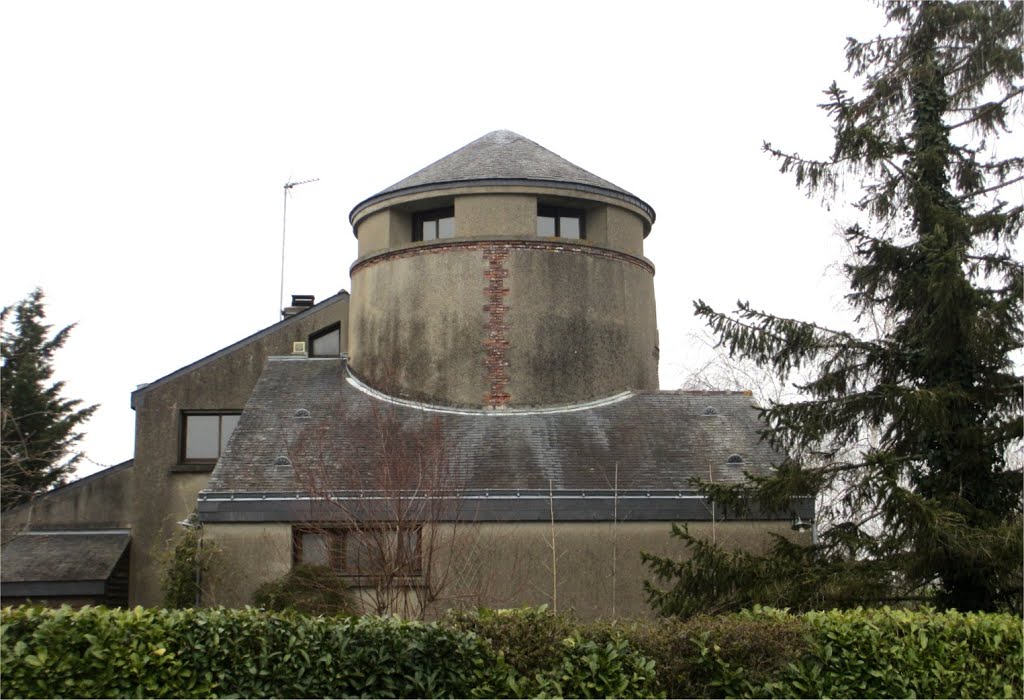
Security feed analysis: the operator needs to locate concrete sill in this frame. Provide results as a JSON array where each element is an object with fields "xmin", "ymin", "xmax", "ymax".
[{"xmin": 170, "ymin": 463, "xmax": 215, "ymax": 474}]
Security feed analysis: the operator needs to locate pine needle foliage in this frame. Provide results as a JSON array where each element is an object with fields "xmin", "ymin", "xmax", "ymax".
[
  {"xmin": 652, "ymin": 1, "xmax": 1023, "ymax": 615},
  {"xmin": 1, "ymin": 289, "xmax": 97, "ymax": 510}
]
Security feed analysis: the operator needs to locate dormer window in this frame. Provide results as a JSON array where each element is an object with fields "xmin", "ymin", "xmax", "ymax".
[
  {"xmin": 309, "ymin": 323, "xmax": 341, "ymax": 357},
  {"xmin": 413, "ymin": 207, "xmax": 455, "ymax": 241},
  {"xmin": 537, "ymin": 206, "xmax": 584, "ymax": 239}
]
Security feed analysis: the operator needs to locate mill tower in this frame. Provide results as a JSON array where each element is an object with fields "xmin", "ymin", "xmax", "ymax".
[{"xmin": 348, "ymin": 130, "xmax": 658, "ymax": 408}]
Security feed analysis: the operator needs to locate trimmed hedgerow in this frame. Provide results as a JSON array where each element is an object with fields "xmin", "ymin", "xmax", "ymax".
[
  {"xmin": 0, "ymin": 605, "xmax": 659, "ymax": 699},
  {"xmin": 445, "ymin": 606, "xmax": 577, "ymax": 680},
  {"xmin": 2, "ymin": 605, "xmax": 1020, "ymax": 698},
  {"xmin": 780, "ymin": 607, "xmax": 1023, "ymax": 699},
  {"xmin": 585, "ymin": 611, "xmax": 810, "ymax": 698},
  {"xmin": 448, "ymin": 606, "xmax": 1022, "ymax": 699},
  {"xmin": 0, "ymin": 606, "xmax": 503, "ymax": 698},
  {"xmin": 445, "ymin": 607, "xmax": 658, "ymax": 699}
]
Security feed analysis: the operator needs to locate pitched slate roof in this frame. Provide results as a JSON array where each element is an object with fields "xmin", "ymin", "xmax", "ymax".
[
  {"xmin": 350, "ymin": 130, "xmax": 655, "ymax": 224},
  {"xmin": 1, "ymin": 530, "xmax": 130, "ymax": 584},
  {"xmin": 205, "ymin": 357, "xmax": 777, "ymax": 498}
]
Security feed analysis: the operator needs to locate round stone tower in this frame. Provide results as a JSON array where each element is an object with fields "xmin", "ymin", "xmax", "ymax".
[{"xmin": 348, "ymin": 130, "xmax": 658, "ymax": 408}]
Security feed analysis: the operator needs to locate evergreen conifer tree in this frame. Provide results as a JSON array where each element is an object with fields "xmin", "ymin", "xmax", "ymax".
[
  {"xmin": 646, "ymin": 1, "xmax": 1022, "ymax": 614},
  {"xmin": 1, "ymin": 289, "xmax": 97, "ymax": 509}
]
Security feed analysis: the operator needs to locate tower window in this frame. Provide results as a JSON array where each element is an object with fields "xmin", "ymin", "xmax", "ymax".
[
  {"xmin": 537, "ymin": 206, "xmax": 585, "ymax": 239},
  {"xmin": 413, "ymin": 207, "xmax": 455, "ymax": 241}
]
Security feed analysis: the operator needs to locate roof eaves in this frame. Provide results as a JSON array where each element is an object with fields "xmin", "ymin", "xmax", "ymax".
[{"xmin": 349, "ymin": 178, "xmax": 656, "ymax": 227}]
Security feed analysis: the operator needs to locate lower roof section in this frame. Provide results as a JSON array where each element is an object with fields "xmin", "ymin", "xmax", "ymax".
[
  {"xmin": 204, "ymin": 358, "xmax": 787, "ymax": 515},
  {"xmin": 198, "ymin": 491, "xmax": 813, "ymax": 524},
  {"xmin": 0, "ymin": 529, "xmax": 131, "ymax": 597}
]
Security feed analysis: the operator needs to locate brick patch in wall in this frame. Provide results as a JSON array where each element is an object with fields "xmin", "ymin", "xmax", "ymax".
[{"xmin": 482, "ymin": 244, "xmax": 511, "ymax": 408}]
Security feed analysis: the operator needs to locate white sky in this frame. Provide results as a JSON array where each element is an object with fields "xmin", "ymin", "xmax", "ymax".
[{"xmin": 2, "ymin": 1, "xmax": 894, "ymax": 478}]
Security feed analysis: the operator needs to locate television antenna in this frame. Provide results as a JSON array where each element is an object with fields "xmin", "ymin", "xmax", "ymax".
[{"xmin": 279, "ymin": 177, "xmax": 319, "ymax": 318}]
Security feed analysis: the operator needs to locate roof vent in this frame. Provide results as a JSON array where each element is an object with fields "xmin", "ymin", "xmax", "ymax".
[
  {"xmin": 274, "ymin": 456, "xmax": 292, "ymax": 467},
  {"xmin": 702, "ymin": 406, "xmax": 718, "ymax": 416},
  {"xmin": 726, "ymin": 454, "xmax": 744, "ymax": 464},
  {"xmin": 294, "ymin": 408, "xmax": 311, "ymax": 418}
]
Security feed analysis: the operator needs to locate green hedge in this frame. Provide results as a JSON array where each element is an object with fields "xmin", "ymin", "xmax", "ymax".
[
  {"xmin": 445, "ymin": 607, "xmax": 657, "ymax": 698},
  {"xmin": 450, "ymin": 606, "xmax": 1022, "ymax": 699},
  {"xmin": 782, "ymin": 607, "xmax": 1023, "ymax": 699},
  {"xmin": 0, "ymin": 606, "xmax": 657, "ymax": 699},
  {"xmin": 1, "ymin": 606, "xmax": 501, "ymax": 698},
  {"xmin": 584, "ymin": 611, "xmax": 810, "ymax": 698},
  {"xmin": 2, "ymin": 605, "xmax": 1020, "ymax": 698}
]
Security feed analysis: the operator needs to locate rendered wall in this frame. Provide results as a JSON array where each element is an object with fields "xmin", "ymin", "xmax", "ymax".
[
  {"xmin": 437, "ymin": 521, "xmax": 801, "ymax": 619},
  {"xmin": 0, "ymin": 462, "xmax": 137, "ymax": 544},
  {"xmin": 454, "ymin": 194, "xmax": 535, "ymax": 238},
  {"xmin": 202, "ymin": 523, "xmax": 293, "ymax": 607},
  {"xmin": 202, "ymin": 519, "xmax": 806, "ymax": 619},
  {"xmin": 350, "ymin": 241, "xmax": 658, "ymax": 407}
]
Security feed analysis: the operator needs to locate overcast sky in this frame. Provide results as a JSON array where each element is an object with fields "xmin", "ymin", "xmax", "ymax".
[{"xmin": 2, "ymin": 1, "xmax": 900, "ymax": 477}]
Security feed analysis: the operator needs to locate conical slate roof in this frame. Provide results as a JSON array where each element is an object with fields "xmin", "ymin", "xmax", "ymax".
[{"xmin": 350, "ymin": 130, "xmax": 654, "ymax": 223}]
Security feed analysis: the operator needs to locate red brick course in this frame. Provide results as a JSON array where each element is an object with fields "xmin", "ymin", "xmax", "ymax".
[{"xmin": 350, "ymin": 238, "xmax": 655, "ymax": 275}]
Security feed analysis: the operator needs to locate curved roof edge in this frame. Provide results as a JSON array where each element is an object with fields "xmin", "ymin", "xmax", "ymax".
[{"xmin": 346, "ymin": 364, "xmax": 635, "ymax": 416}]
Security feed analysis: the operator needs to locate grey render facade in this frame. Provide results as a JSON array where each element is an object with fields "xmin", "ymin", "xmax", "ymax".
[{"xmin": 2, "ymin": 131, "xmax": 811, "ymax": 617}]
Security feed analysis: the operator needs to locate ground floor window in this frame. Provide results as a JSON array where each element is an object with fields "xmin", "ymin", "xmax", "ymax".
[{"xmin": 294, "ymin": 526, "xmax": 422, "ymax": 577}]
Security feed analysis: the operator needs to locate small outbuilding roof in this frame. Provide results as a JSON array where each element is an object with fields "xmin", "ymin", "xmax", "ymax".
[
  {"xmin": 350, "ymin": 130, "xmax": 655, "ymax": 224},
  {"xmin": 1, "ymin": 530, "xmax": 131, "ymax": 595}
]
